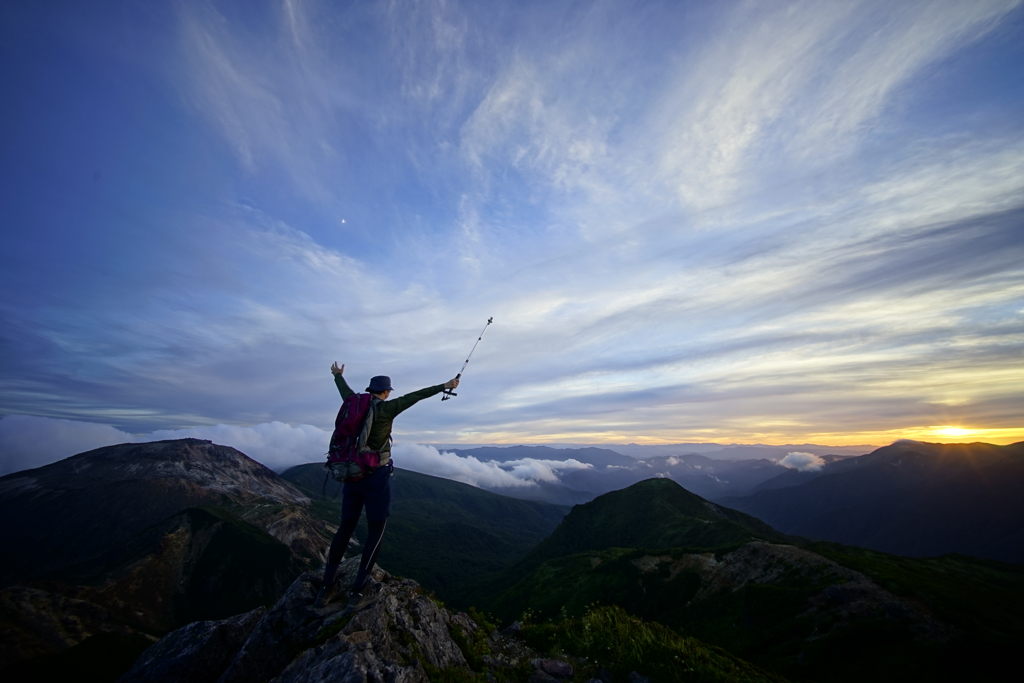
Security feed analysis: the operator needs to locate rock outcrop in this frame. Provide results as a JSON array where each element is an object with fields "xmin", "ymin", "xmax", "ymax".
[{"xmin": 122, "ymin": 558, "xmax": 542, "ymax": 683}]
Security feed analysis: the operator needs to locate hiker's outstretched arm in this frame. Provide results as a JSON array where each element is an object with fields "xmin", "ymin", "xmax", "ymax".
[
  {"xmin": 379, "ymin": 381, "xmax": 453, "ymax": 417},
  {"xmin": 332, "ymin": 362, "xmax": 354, "ymax": 398}
]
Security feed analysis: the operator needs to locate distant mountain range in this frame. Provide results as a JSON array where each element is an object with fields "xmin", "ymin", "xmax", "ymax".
[
  {"xmin": 441, "ymin": 440, "xmax": 1024, "ymax": 565},
  {"xmin": 445, "ymin": 444, "xmax": 840, "ymax": 505},
  {"xmin": 716, "ymin": 440, "xmax": 1024, "ymax": 563},
  {"xmin": 429, "ymin": 442, "xmax": 876, "ymax": 459}
]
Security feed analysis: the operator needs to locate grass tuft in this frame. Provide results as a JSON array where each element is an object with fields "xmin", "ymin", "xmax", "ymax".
[{"xmin": 521, "ymin": 605, "xmax": 785, "ymax": 683}]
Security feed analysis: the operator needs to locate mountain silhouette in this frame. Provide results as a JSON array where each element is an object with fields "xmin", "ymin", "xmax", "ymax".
[{"xmin": 716, "ymin": 440, "xmax": 1024, "ymax": 562}]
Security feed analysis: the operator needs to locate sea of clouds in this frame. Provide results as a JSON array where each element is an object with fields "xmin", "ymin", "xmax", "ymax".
[{"xmin": 0, "ymin": 414, "xmax": 591, "ymax": 488}]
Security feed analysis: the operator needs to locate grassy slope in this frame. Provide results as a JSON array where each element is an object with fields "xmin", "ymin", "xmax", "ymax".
[
  {"xmin": 522, "ymin": 605, "xmax": 786, "ymax": 683},
  {"xmin": 280, "ymin": 464, "xmax": 569, "ymax": 606}
]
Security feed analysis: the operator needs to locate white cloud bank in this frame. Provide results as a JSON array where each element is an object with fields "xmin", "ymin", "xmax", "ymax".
[
  {"xmin": 779, "ymin": 451, "xmax": 826, "ymax": 472},
  {"xmin": 0, "ymin": 415, "xmax": 593, "ymax": 488},
  {"xmin": 391, "ymin": 442, "xmax": 591, "ymax": 489}
]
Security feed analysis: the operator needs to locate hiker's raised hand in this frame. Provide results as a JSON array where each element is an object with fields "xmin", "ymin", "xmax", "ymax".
[
  {"xmin": 331, "ymin": 362, "xmax": 344, "ymax": 376},
  {"xmin": 444, "ymin": 377, "xmax": 460, "ymax": 390}
]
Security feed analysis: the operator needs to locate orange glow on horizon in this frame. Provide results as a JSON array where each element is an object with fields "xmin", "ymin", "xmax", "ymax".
[{"xmin": 429, "ymin": 425, "xmax": 1024, "ymax": 447}]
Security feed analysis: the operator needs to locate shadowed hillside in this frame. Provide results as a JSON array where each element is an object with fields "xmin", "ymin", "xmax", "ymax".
[
  {"xmin": 483, "ymin": 476, "xmax": 1024, "ymax": 683},
  {"xmin": 0, "ymin": 440, "xmax": 331, "ymax": 677},
  {"xmin": 0, "ymin": 439, "xmax": 326, "ymax": 588}
]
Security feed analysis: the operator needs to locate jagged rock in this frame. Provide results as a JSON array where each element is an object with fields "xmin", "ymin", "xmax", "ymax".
[
  {"xmin": 118, "ymin": 606, "xmax": 265, "ymax": 683},
  {"xmin": 628, "ymin": 672, "xmax": 650, "ymax": 683},
  {"xmin": 128, "ymin": 558, "xmax": 540, "ymax": 683},
  {"xmin": 270, "ymin": 569, "xmax": 467, "ymax": 683}
]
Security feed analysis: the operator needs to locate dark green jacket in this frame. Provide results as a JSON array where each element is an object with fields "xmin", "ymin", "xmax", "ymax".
[{"xmin": 334, "ymin": 374, "xmax": 445, "ymax": 465}]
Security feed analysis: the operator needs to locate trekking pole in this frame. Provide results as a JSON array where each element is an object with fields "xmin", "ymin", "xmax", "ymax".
[{"xmin": 442, "ymin": 317, "xmax": 493, "ymax": 401}]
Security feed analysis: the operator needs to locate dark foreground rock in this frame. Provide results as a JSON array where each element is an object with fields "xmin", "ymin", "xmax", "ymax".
[
  {"xmin": 119, "ymin": 606, "xmax": 265, "ymax": 683},
  {"xmin": 121, "ymin": 558, "xmax": 543, "ymax": 683}
]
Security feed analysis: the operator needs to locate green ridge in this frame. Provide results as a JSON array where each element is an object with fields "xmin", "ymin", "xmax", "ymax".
[{"xmin": 478, "ymin": 478, "xmax": 1024, "ymax": 682}]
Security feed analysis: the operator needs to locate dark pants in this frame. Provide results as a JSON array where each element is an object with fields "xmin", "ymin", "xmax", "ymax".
[{"xmin": 323, "ymin": 462, "xmax": 392, "ymax": 593}]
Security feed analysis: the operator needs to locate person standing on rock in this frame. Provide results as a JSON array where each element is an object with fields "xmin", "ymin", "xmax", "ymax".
[{"xmin": 315, "ymin": 362, "xmax": 459, "ymax": 610}]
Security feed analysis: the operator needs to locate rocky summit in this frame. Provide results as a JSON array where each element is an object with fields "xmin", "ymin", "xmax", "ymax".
[{"xmin": 120, "ymin": 557, "xmax": 578, "ymax": 683}]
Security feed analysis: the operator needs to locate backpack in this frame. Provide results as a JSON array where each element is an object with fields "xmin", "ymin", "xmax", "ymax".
[{"xmin": 324, "ymin": 393, "xmax": 384, "ymax": 484}]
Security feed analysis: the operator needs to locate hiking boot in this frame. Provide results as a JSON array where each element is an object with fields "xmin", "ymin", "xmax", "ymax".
[
  {"xmin": 344, "ymin": 579, "xmax": 382, "ymax": 614},
  {"xmin": 313, "ymin": 579, "xmax": 339, "ymax": 608}
]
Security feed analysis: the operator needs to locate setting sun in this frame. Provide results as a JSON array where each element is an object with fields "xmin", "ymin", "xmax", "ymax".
[{"xmin": 932, "ymin": 427, "xmax": 974, "ymax": 438}]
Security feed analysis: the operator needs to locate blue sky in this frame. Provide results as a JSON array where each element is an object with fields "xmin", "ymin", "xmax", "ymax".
[{"xmin": 2, "ymin": 0, "xmax": 1023, "ymax": 473}]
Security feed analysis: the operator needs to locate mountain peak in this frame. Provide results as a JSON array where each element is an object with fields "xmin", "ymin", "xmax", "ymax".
[
  {"xmin": 2, "ymin": 439, "xmax": 308, "ymax": 506},
  {"xmin": 513, "ymin": 477, "xmax": 791, "ymax": 572}
]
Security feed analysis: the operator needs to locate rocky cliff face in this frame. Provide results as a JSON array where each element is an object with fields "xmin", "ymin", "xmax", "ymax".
[{"xmin": 120, "ymin": 558, "xmax": 566, "ymax": 683}]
